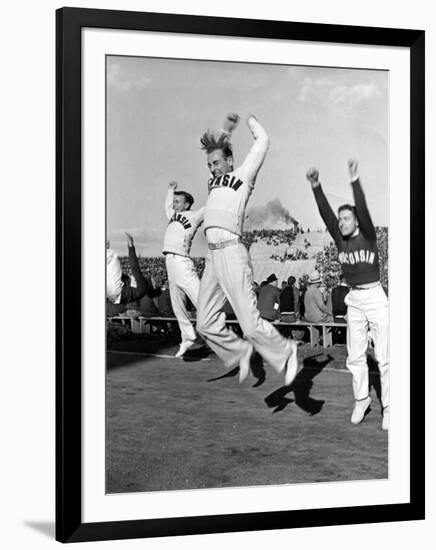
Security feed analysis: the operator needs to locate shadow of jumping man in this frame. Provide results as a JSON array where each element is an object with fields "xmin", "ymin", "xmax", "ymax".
[
  {"xmin": 264, "ymin": 353, "xmax": 334, "ymax": 415},
  {"xmin": 182, "ymin": 343, "xmax": 211, "ymax": 362},
  {"xmin": 206, "ymin": 350, "xmax": 267, "ymax": 384}
]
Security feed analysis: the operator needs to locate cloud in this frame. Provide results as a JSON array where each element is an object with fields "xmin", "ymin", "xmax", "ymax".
[
  {"xmin": 330, "ymin": 83, "xmax": 382, "ymax": 107},
  {"xmin": 298, "ymin": 75, "xmax": 382, "ymax": 112},
  {"xmin": 107, "ymin": 62, "xmax": 152, "ymax": 92}
]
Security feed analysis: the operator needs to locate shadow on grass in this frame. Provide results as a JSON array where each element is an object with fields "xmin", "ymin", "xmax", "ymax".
[
  {"xmin": 264, "ymin": 353, "xmax": 334, "ymax": 415},
  {"xmin": 206, "ymin": 350, "xmax": 266, "ymax": 385},
  {"xmin": 182, "ymin": 344, "xmax": 211, "ymax": 362},
  {"xmin": 106, "ymin": 350, "xmax": 155, "ymax": 371},
  {"xmin": 207, "ymin": 366, "xmax": 240, "ymax": 382},
  {"xmin": 106, "ymin": 331, "xmax": 181, "ymax": 371}
]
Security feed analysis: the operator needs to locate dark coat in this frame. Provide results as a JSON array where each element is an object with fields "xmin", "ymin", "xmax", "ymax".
[{"xmin": 257, "ymin": 284, "xmax": 281, "ymax": 321}]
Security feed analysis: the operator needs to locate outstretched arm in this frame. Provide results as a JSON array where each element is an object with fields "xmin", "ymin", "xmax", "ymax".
[
  {"xmin": 165, "ymin": 181, "xmax": 177, "ymax": 219},
  {"xmin": 307, "ymin": 168, "xmax": 341, "ymax": 243},
  {"xmin": 239, "ymin": 115, "xmax": 270, "ymax": 183},
  {"xmin": 348, "ymin": 159, "xmax": 377, "ymax": 240}
]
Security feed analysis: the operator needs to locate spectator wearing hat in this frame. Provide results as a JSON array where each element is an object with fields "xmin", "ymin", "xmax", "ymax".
[
  {"xmin": 257, "ymin": 273, "xmax": 281, "ymax": 322},
  {"xmin": 304, "ymin": 270, "xmax": 333, "ymax": 323}
]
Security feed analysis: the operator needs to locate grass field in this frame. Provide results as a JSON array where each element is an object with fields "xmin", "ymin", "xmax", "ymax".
[{"xmin": 106, "ymin": 336, "xmax": 388, "ymax": 494}]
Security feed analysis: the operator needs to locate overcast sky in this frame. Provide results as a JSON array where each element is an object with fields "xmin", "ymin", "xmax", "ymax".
[{"xmin": 107, "ymin": 56, "xmax": 388, "ymax": 256}]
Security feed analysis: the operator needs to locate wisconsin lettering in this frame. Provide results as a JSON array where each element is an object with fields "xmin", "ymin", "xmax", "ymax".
[
  {"xmin": 208, "ymin": 174, "xmax": 243, "ymax": 192},
  {"xmin": 339, "ymin": 249, "xmax": 375, "ymax": 265},
  {"xmin": 169, "ymin": 213, "xmax": 192, "ymax": 229}
]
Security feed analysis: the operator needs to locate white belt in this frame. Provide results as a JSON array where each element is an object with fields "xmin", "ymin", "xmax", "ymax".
[{"xmin": 208, "ymin": 238, "xmax": 240, "ymax": 250}]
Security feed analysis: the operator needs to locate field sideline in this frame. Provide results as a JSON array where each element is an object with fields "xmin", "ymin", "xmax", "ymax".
[{"xmin": 106, "ymin": 341, "xmax": 388, "ymax": 493}]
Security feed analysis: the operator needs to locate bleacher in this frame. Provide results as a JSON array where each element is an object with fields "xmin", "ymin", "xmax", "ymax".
[{"xmin": 107, "ymin": 314, "xmax": 346, "ymax": 349}]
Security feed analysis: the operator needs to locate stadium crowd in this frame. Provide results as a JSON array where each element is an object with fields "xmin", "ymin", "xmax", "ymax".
[
  {"xmin": 269, "ymin": 249, "xmax": 309, "ymax": 261},
  {"xmin": 242, "ymin": 228, "xmax": 298, "ymax": 250},
  {"xmin": 109, "ymin": 227, "xmax": 388, "ymax": 327}
]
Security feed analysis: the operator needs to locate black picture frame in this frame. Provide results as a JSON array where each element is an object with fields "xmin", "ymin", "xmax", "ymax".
[{"xmin": 56, "ymin": 6, "xmax": 425, "ymax": 543}]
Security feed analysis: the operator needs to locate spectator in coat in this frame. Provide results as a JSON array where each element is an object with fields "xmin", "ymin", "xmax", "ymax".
[
  {"xmin": 157, "ymin": 281, "xmax": 174, "ymax": 316},
  {"xmin": 304, "ymin": 271, "xmax": 333, "ymax": 323},
  {"xmin": 332, "ymin": 274, "xmax": 349, "ymax": 323},
  {"xmin": 138, "ymin": 277, "xmax": 162, "ymax": 317},
  {"xmin": 257, "ymin": 273, "xmax": 281, "ymax": 322},
  {"xmin": 280, "ymin": 276, "xmax": 300, "ymax": 322}
]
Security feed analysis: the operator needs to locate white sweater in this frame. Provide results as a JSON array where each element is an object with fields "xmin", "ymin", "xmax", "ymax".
[
  {"xmin": 204, "ymin": 117, "xmax": 269, "ymax": 237},
  {"xmin": 162, "ymin": 189, "xmax": 205, "ymax": 256}
]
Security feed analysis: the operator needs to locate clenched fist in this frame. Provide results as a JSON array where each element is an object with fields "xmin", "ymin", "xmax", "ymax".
[
  {"xmin": 348, "ymin": 159, "xmax": 359, "ymax": 179},
  {"xmin": 168, "ymin": 181, "xmax": 178, "ymax": 190},
  {"xmin": 124, "ymin": 232, "xmax": 134, "ymax": 247},
  {"xmin": 306, "ymin": 168, "xmax": 319, "ymax": 184},
  {"xmin": 222, "ymin": 113, "xmax": 240, "ymax": 135}
]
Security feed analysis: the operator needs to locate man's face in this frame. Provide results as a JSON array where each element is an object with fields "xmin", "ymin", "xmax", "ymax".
[
  {"xmin": 207, "ymin": 149, "xmax": 233, "ymax": 178},
  {"xmin": 172, "ymin": 194, "xmax": 189, "ymax": 213},
  {"xmin": 338, "ymin": 208, "xmax": 358, "ymax": 237}
]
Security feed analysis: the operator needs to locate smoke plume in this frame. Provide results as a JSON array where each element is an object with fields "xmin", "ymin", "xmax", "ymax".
[{"xmin": 245, "ymin": 198, "xmax": 298, "ymax": 229}]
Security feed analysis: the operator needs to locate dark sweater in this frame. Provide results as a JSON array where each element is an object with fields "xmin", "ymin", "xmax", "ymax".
[{"xmin": 313, "ymin": 179, "xmax": 380, "ymax": 286}]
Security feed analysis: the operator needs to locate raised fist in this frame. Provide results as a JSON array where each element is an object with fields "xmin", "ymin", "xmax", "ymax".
[
  {"xmin": 348, "ymin": 159, "xmax": 359, "ymax": 179},
  {"xmin": 222, "ymin": 113, "xmax": 240, "ymax": 135},
  {"xmin": 168, "ymin": 181, "xmax": 178, "ymax": 190},
  {"xmin": 306, "ymin": 168, "xmax": 319, "ymax": 184},
  {"xmin": 124, "ymin": 232, "xmax": 134, "ymax": 247}
]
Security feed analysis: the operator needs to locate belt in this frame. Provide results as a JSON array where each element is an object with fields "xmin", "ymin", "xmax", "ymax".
[
  {"xmin": 349, "ymin": 282, "xmax": 380, "ymax": 290},
  {"xmin": 208, "ymin": 238, "xmax": 240, "ymax": 250}
]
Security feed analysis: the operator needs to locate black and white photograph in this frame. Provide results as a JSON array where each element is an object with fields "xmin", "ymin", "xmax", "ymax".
[
  {"xmin": 105, "ymin": 55, "xmax": 390, "ymax": 494},
  {"xmin": 51, "ymin": 5, "xmax": 426, "ymax": 545},
  {"xmin": 1, "ymin": 0, "xmax": 431, "ymax": 547}
]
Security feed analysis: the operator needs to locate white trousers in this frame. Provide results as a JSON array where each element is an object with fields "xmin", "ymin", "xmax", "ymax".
[
  {"xmin": 345, "ymin": 285, "xmax": 389, "ymax": 407},
  {"xmin": 196, "ymin": 242, "xmax": 292, "ymax": 370},
  {"xmin": 165, "ymin": 254, "xmax": 200, "ymax": 345}
]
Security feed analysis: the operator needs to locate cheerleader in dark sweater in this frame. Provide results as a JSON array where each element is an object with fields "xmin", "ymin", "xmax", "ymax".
[{"xmin": 307, "ymin": 160, "xmax": 389, "ymax": 431}]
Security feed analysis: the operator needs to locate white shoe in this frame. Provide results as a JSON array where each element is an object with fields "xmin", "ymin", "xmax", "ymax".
[
  {"xmin": 284, "ymin": 341, "xmax": 299, "ymax": 386},
  {"xmin": 382, "ymin": 406, "xmax": 389, "ymax": 431},
  {"xmin": 350, "ymin": 396, "xmax": 371, "ymax": 424},
  {"xmin": 239, "ymin": 343, "xmax": 254, "ymax": 383},
  {"xmin": 175, "ymin": 341, "xmax": 195, "ymax": 358}
]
